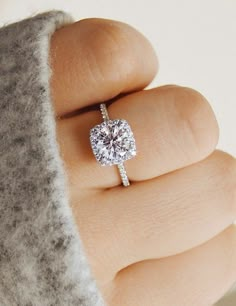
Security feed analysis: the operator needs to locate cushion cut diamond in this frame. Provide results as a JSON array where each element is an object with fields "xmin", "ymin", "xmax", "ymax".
[{"xmin": 90, "ymin": 119, "xmax": 136, "ymax": 166}]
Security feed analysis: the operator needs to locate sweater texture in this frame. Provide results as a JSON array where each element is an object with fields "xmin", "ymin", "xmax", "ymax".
[{"xmin": 0, "ymin": 10, "xmax": 105, "ymax": 306}]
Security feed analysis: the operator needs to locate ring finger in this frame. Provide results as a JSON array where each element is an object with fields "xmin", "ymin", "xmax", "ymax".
[{"xmin": 57, "ymin": 85, "xmax": 219, "ymax": 191}]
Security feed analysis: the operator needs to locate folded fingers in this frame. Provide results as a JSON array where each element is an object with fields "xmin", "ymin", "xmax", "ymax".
[
  {"xmin": 112, "ymin": 225, "xmax": 236, "ymax": 306},
  {"xmin": 73, "ymin": 150, "xmax": 236, "ymax": 280}
]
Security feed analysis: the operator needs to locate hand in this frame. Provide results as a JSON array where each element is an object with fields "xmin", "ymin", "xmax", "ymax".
[{"xmin": 50, "ymin": 18, "xmax": 236, "ymax": 306}]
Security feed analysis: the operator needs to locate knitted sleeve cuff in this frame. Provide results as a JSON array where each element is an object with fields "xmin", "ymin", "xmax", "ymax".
[{"xmin": 0, "ymin": 11, "xmax": 105, "ymax": 306}]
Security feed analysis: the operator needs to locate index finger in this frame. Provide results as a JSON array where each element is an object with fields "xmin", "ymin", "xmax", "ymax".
[{"xmin": 50, "ymin": 18, "xmax": 158, "ymax": 116}]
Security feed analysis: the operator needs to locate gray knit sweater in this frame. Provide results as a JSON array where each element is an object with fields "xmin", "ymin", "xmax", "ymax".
[{"xmin": 0, "ymin": 11, "xmax": 105, "ymax": 306}]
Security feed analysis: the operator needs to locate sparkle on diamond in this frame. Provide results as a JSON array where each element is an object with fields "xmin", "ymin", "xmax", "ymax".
[{"xmin": 90, "ymin": 119, "xmax": 136, "ymax": 166}]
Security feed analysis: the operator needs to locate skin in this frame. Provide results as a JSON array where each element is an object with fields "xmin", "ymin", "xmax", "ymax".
[{"xmin": 50, "ymin": 18, "xmax": 236, "ymax": 306}]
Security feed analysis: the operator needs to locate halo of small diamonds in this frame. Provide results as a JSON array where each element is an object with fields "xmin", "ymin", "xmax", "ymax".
[{"xmin": 90, "ymin": 119, "xmax": 136, "ymax": 166}]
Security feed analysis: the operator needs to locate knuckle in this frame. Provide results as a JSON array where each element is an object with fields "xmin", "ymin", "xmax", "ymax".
[
  {"xmin": 211, "ymin": 151, "xmax": 236, "ymax": 208},
  {"xmin": 227, "ymin": 156, "xmax": 236, "ymax": 206},
  {"xmin": 174, "ymin": 87, "xmax": 219, "ymax": 158},
  {"xmin": 225, "ymin": 226, "xmax": 236, "ymax": 272}
]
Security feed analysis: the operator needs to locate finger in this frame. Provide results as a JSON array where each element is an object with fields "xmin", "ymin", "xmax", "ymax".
[
  {"xmin": 73, "ymin": 151, "xmax": 236, "ymax": 279},
  {"xmin": 112, "ymin": 225, "xmax": 236, "ymax": 306},
  {"xmin": 50, "ymin": 18, "xmax": 158, "ymax": 116},
  {"xmin": 56, "ymin": 86, "xmax": 219, "ymax": 191}
]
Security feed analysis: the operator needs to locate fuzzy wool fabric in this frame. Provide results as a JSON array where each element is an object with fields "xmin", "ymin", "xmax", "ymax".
[{"xmin": 0, "ymin": 11, "xmax": 105, "ymax": 306}]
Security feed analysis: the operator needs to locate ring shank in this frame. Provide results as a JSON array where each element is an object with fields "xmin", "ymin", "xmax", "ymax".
[
  {"xmin": 100, "ymin": 103, "xmax": 110, "ymax": 121},
  {"xmin": 117, "ymin": 163, "xmax": 130, "ymax": 187}
]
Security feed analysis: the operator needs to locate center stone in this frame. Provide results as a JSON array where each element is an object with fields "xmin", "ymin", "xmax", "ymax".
[{"xmin": 90, "ymin": 119, "xmax": 136, "ymax": 166}]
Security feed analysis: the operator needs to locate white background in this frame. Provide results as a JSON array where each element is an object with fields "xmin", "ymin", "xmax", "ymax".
[
  {"xmin": 0, "ymin": 0, "xmax": 235, "ymax": 156},
  {"xmin": 0, "ymin": 1, "xmax": 236, "ymax": 304}
]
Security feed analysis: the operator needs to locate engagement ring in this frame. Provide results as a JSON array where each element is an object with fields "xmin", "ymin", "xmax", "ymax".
[{"xmin": 90, "ymin": 103, "xmax": 136, "ymax": 186}]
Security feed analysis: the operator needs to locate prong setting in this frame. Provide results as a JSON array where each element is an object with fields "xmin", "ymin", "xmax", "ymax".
[{"xmin": 90, "ymin": 119, "xmax": 136, "ymax": 166}]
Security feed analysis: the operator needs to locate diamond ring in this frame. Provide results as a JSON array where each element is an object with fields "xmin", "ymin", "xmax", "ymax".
[{"xmin": 90, "ymin": 103, "xmax": 137, "ymax": 187}]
